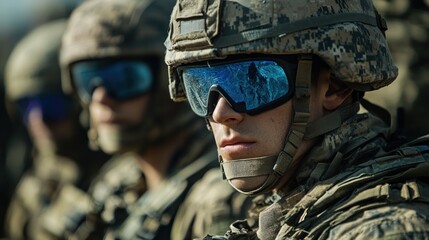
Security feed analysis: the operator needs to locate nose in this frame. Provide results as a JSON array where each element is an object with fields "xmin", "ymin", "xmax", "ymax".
[
  {"xmin": 211, "ymin": 97, "xmax": 244, "ymax": 126},
  {"xmin": 91, "ymin": 86, "xmax": 116, "ymax": 106}
]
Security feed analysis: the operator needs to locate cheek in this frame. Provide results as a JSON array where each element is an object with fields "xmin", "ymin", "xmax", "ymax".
[
  {"xmin": 263, "ymin": 103, "xmax": 293, "ymax": 153},
  {"xmin": 260, "ymin": 115, "xmax": 290, "ymax": 154},
  {"xmin": 88, "ymin": 103, "xmax": 102, "ymax": 123},
  {"xmin": 122, "ymin": 101, "xmax": 148, "ymax": 124}
]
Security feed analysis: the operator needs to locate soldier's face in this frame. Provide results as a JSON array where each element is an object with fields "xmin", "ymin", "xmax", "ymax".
[
  {"xmin": 26, "ymin": 106, "xmax": 76, "ymax": 154},
  {"xmin": 89, "ymin": 86, "xmax": 149, "ymax": 133},
  {"xmin": 208, "ymin": 97, "xmax": 293, "ymax": 190}
]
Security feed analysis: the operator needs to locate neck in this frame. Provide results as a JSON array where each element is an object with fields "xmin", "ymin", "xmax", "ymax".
[{"xmin": 137, "ymin": 130, "xmax": 189, "ymax": 190}]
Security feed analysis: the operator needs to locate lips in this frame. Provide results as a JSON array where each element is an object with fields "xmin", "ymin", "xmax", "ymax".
[
  {"xmin": 220, "ymin": 137, "xmax": 254, "ymax": 147},
  {"xmin": 219, "ymin": 137, "xmax": 256, "ymax": 159}
]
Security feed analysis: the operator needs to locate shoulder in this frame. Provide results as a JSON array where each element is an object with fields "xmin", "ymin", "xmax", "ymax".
[
  {"xmin": 94, "ymin": 152, "xmax": 140, "ymax": 178},
  {"xmin": 33, "ymin": 154, "xmax": 79, "ymax": 184},
  {"xmin": 89, "ymin": 153, "xmax": 141, "ymax": 191},
  {"xmin": 89, "ymin": 153, "xmax": 144, "ymax": 205},
  {"xmin": 327, "ymin": 203, "xmax": 429, "ymax": 240},
  {"xmin": 277, "ymin": 139, "xmax": 429, "ymax": 239},
  {"xmin": 30, "ymin": 184, "xmax": 92, "ymax": 238}
]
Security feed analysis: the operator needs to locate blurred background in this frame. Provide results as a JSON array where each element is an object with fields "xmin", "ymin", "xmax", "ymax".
[
  {"xmin": 0, "ymin": 0, "xmax": 84, "ymax": 237},
  {"xmin": 0, "ymin": 0, "xmax": 428, "ymax": 238}
]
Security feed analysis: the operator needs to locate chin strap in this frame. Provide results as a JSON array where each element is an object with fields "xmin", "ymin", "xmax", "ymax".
[{"xmin": 220, "ymin": 55, "xmax": 361, "ymax": 196}]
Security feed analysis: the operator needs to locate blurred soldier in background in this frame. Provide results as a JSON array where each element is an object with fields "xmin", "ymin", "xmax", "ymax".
[
  {"xmin": 31, "ymin": 0, "xmax": 251, "ymax": 239},
  {"xmin": 0, "ymin": 2, "xmax": 86, "ymax": 236},
  {"xmin": 3, "ymin": 19, "xmax": 109, "ymax": 239},
  {"xmin": 366, "ymin": 0, "xmax": 429, "ymax": 139}
]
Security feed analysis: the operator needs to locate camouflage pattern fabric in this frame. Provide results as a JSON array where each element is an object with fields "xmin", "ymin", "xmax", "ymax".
[
  {"xmin": 5, "ymin": 155, "xmax": 79, "ymax": 240},
  {"xmin": 365, "ymin": 0, "xmax": 429, "ymax": 140},
  {"xmin": 275, "ymin": 114, "xmax": 429, "ymax": 239},
  {"xmin": 32, "ymin": 153, "xmax": 144, "ymax": 240},
  {"xmin": 165, "ymin": 0, "xmax": 398, "ymax": 102},
  {"xmin": 5, "ymin": 129, "xmax": 108, "ymax": 240},
  {"xmin": 5, "ymin": 139, "xmax": 110, "ymax": 240},
  {"xmin": 205, "ymin": 113, "xmax": 429, "ymax": 239}
]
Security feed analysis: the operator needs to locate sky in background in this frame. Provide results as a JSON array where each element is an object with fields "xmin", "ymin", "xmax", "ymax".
[
  {"xmin": 0, "ymin": 0, "xmax": 83, "ymax": 33},
  {"xmin": 0, "ymin": 0, "xmax": 84, "ymax": 76}
]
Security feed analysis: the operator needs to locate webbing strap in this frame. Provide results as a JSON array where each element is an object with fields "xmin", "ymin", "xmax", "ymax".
[
  {"xmin": 304, "ymin": 101, "xmax": 360, "ymax": 140},
  {"xmin": 336, "ymin": 181, "xmax": 429, "ymax": 213},
  {"xmin": 273, "ymin": 55, "xmax": 313, "ymax": 175},
  {"xmin": 221, "ymin": 155, "xmax": 278, "ymax": 179},
  {"xmin": 361, "ymin": 98, "xmax": 391, "ymax": 127}
]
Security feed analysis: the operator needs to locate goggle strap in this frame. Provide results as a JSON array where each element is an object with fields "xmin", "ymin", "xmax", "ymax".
[
  {"xmin": 294, "ymin": 55, "xmax": 313, "ymax": 113},
  {"xmin": 170, "ymin": 68, "xmax": 187, "ymax": 102}
]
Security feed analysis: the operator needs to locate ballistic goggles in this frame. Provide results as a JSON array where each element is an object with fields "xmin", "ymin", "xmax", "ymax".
[
  {"xmin": 177, "ymin": 58, "xmax": 296, "ymax": 117},
  {"xmin": 71, "ymin": 60, "xmax": 154, "ymax": 103},
  {"xmin": 16, "ymin": 92, "xmax": 72, "ymax": 124}
]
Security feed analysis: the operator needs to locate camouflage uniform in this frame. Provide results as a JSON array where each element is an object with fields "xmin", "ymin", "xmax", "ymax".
[
  {"xmin": 3, "ymin": 19, "xmax": 108, "ymax": 240},
  {"xmin": 32, "ymin": 153, "xmax": 143, "ymax": 239},
  {"xmin": 35, "ymin": 0, "xmax": 252, "ymax": 239},
  {"xmin": 164, "ymin": 0, "xmax": 429, "ymax": 239}
]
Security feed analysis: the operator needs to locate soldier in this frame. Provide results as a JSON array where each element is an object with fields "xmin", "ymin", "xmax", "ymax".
[
  {"xmin": 164, "ymin": 0, "xmax": 429, "ymax": 239},
  {"xmin": 3, "ymin": 19, "xmax": 108, "ymax": 239},
  {"xmin": 36, "ymin": 0, "xmax": 251, "ymax": 239}
]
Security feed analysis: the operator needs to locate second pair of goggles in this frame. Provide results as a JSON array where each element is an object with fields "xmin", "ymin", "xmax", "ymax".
[
  {"xmin": 177, "ymin": 56, "xmax": 297, "ymax": 117},
  {"xmin": 71, "ymin": 59, "xmax": 155, "ymax": 104},
  {"xmin": 16, "ymin": 92, "xmax": 73, "ymax": 124}
]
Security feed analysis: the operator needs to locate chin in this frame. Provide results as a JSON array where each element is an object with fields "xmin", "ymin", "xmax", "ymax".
[{"xmin": 97, "ymin": 127, "xmax": 122, "ymax": 153}]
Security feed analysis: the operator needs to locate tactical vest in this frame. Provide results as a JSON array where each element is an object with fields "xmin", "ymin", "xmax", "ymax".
[{"xmin": 204, "ymin": 136, "xmax": 429, "ymax": 240}]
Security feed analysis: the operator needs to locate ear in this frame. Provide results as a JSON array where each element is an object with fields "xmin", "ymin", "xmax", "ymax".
[{"xmin": 323, "ymin": 78, "xmax": 353, "ymax": 111}]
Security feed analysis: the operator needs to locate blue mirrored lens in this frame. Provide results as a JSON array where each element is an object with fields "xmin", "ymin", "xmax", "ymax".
[
  {"xmin": 181, "ymin": 60, "xmax": 292, "ymax": 116},
  {"xmin": 71, "ymin": 60, "xmax": 154, "ymax": 103},
  {"xmin": 16, "ymin": 92, "xmax": 72, "ymax": 124}
]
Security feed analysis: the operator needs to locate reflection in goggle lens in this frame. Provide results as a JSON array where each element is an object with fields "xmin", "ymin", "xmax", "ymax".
[{"xmin": 180, "ymin": 60, "xmax": 294, "ymax": 116}]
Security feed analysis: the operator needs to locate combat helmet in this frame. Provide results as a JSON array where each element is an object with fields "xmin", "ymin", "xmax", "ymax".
[
  {"xmin": 5, "ymin": 20, "xmax": 66, "ymax": 102},
  {"xmin": 61, "ymin": 0, "xmax": 196, "ymax": 153},
  {"xmin": 5, "ymin": 19, "xmax": 72, "ymax": 121},
  {"xmin": 165, "ymin": 0, "xmax": 398, "ymax": 195}
]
